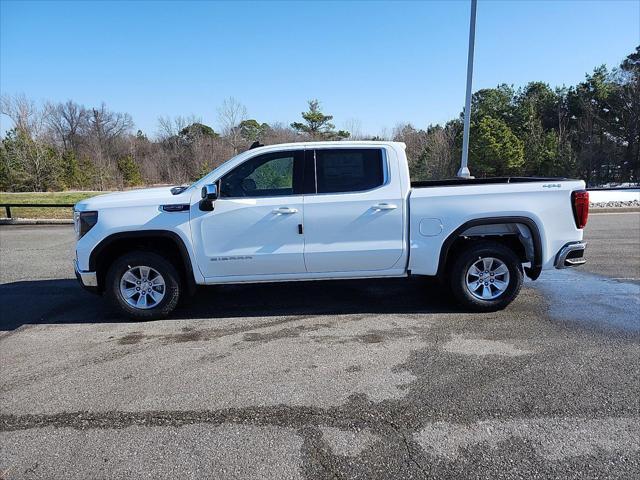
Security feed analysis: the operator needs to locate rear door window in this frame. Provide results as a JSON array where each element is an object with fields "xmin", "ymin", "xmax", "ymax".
[{"xmin": 314, "ymin": 148, "xmax": 384, "ymax": 194}]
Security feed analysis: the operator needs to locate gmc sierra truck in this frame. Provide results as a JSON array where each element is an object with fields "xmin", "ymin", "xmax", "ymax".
[{"xmin": 74, "ymin": 141, "xmax": 589, "ymax": 319}]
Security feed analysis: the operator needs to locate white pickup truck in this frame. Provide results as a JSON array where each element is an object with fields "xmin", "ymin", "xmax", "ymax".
[{"xmin": 74, "ymin": 141, "xmax": 589, "ymax": 319}]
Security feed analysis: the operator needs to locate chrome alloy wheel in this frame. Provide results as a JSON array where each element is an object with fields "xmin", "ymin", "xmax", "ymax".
[
  {"xmin": 465, "ymin": 257, "xmax": 510, "ymax": 300},
  {"xmin": 119, "ymin": 266, "xmax": 166, "ymax": 309}
]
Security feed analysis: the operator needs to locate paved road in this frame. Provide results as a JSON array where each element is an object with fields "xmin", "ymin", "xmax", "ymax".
[
  {"xmin": 0, "ymin": 214, "xmax": 639, "ymax": 479},
  {"xmin": 581, "ymin": 212, "xmax": 640, "ymax": 281}
]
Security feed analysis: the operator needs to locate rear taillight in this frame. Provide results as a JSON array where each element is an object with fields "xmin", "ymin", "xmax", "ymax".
[{"xmin": 571, "ymin": 190, "xmax": 589, "ymax": 229}]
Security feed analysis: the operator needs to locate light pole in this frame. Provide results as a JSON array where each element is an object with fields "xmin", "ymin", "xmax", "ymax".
[{"xmin": 457, "ymin": 0, "xmax": 477, "ymax": 178}]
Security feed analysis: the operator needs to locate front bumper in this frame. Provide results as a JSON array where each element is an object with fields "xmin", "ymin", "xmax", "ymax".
[
  {"xmin": 74, "ymin": 260, "xmax": 99, "ymax": 292},
  {"xmin": 554, "ymin": 241, "xmax": 587, "ymax": 269}
]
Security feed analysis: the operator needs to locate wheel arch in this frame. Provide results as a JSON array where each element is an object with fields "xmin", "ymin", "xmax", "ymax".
[
  {"xmin": 89, "ymin": 230, "xmax": 197, "ymax": 294},
  {"xmin": 437, "ymin": 216, "xmax": 543, "ymax": 280}
]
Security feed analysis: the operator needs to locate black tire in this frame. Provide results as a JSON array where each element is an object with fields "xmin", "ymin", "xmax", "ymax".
[
  {"xmin": 105, "ymin": 251, "xmax": 181, "ymax": 320},
  {"xmin": 449, "ymin": 240, "xmax": 523, "ymax": 312}
]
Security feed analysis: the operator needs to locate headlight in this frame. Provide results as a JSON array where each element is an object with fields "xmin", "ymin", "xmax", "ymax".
[
  {"xmin": 73, "ymin": 210, "xmax": 80, "ymax": 236},
  {"xmin": 74, "ymin": 210, "xmax": 98, "ymax": 239}
]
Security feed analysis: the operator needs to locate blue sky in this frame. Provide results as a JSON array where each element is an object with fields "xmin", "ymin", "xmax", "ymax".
[{"xmin": 1, "ymin": 0, "xmax": 638, "ymax": 137}]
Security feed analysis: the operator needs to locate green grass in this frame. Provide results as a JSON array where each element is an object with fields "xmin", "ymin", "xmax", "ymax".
[{"xmin": 0, "ymin": 191, "xmax": 107, "ymax": 219}]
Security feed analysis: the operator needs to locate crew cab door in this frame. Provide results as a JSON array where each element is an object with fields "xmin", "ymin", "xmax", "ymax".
[
  {"xmin": 191, "ymin": 150, "xmax": 306, "ymax": 279},
  {"xmin": 302, "ymin": 147, "xmax": 405, "ymax": 273}
]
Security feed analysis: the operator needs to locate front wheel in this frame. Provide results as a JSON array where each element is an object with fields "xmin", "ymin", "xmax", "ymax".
[
  {"xmin": 105, "ymin": 251, "xmax": 181, "ymax": 320},
  {"xmin": 449, "ymin": 241, "xmax": 523, "ymax": 312}
]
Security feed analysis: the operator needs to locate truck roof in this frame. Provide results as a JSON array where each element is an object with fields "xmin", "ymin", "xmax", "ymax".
[{"xmin": 246, "ymin": 140, "xmax": 406, "ymax": 154}]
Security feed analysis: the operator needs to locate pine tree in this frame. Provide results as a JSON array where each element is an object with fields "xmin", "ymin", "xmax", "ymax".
[
  {"xmin": 117, "ymin": 155, "xmax": 142, "ymax": 187},
  {"xmin": 291, "ymin": 100, "xmax": 350, "ymax": 140}
]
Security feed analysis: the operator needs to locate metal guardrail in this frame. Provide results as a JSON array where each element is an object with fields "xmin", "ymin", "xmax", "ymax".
[{"xmin": 0, "ymin": 203, "xmax": 74, "ymax": 219}]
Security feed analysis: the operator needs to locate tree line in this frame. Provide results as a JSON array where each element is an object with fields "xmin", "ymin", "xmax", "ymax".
[{"xmin": 1, "ymin": 47, "xmax": 637, "ymax": 191}]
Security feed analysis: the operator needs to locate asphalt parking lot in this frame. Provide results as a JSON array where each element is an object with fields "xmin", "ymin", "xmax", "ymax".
[{"xmin": 1, "ymin": 213, "xmax": 639, "ymax": 479}]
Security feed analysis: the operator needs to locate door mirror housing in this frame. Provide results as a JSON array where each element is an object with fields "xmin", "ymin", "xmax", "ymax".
[{"xmin": 201, "ymin": 183, "xmax": 218, "ymax": 200}]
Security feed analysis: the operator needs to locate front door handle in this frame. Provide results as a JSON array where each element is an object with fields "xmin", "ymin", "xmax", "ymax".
[
  {"xmin": 372, "ymin": 203, "xmax": 397, "ymax": 211},
  {"xmin": 272, "ymin": 207, "xmax": 298, "ymax": 214}
]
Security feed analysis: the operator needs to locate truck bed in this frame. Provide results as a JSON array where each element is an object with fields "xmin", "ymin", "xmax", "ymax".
[{"xmin": 407, "ymin": 178, "xmax": 586, "ymax": 276}]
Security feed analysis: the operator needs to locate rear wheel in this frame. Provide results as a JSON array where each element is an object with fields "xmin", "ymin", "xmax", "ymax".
[
  {"xmin": 105, "ymin": 251, "xmax": 181, "ymax": 320},
  {"xmin": 449, "ymin": 241, "xmax": 523, "ymax": 312}
]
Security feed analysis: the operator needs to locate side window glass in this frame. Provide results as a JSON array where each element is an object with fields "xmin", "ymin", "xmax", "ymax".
[
  {"xmin": 221, "ymin": 153, "xmax": 294, "ymax": 198},
  {"xmin": 315, "ymin": 149, "xmax": 384, "ymax": 194}
]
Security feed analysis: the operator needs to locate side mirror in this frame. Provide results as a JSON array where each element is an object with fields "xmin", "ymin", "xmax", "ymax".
[{"xmin": 201, "ymin": 184, "xmax": 218, "ymax": 200}]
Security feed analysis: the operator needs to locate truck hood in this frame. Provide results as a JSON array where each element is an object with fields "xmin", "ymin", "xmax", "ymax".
[{"xmin": 75, "ymin": 186, "xmax": 193, "ymax": 211}]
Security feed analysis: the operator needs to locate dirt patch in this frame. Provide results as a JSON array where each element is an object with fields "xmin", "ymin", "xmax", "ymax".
[
  {"xmin": 116, "ymin": 329, "xmax": 206, "ymax": 346},
  {"xmin": 310, "ymin": 326, "xmax": 419, "ymax": 346},
  {"xmin": 358, "ymin": 333, "xmax": 384, "ymax": 344},
  {"xmin": 113, "ymin": 316, "xmax": 335, "ymax": 348},
  {"xmin": 243, "ymin": 323, "xmax": 333, "ymax": 344},
  {"xmin": 163, "ymin": 330, "xmax": 206, "ymax": 343},
  {"xmin": 198, "ymin": 352, "xmax": 231, "ymax": 363},
  {"xmin": 117, "ymin": 332, "xmax": 145, "ymax": 345}
]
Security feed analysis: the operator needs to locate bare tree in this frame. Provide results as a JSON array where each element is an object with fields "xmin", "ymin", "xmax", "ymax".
[
  {"xmin": 154, "ymin": 114, "xmax": 216, "ymax": 183},
  {"xmin": 45, "ymin": 100, "xmax": 88, "ymax": 152},
  {"xmin": 376, "ymin": 127, "xmax": 391, "ymax": 141},
  {"xmin": 217, "ymin": 97, "xmax": 247, "ymax": 154},
  {"xmin": 85, "ymin": 103, "xmax": 134, "ymax": 189},
  {"xmin": 156, "ymin": 115, "xmax": 201, "ymax": 141},
  {"xmin": 88, "ymin": 103, "xmax": 133, "ymax": 142},
  {"xmin": 424, "ymin": 123, "xmax": 460, "ymax": 178},
  {"xmin": 262, "ymin": 122, "xmax": 299, "ymax": 145},
  {"xmin": 1, "ymin": 94, "xmax": 44, "ymax": 136},
  {"xmin": 343, "ymin": 118, "xmax": 364, "ymax": 140},
  {"xmin": 157, "ymin": 116, "xmax": 180, "ymax": 140},
  {"xmin": 1, "ymin": 94, "xmax": 61, "ymax": 190},
  {"xmin": 393, "ymin": 123, "xmax": 430, "ymax": 178}
]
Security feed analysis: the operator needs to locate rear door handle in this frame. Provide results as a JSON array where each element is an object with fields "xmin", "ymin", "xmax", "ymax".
[
  {"xmin": 272, "ymin": 207, "xmax": 298, "ymax": 214},
  {"xmin": 372, "ymin": 203, "xmax": 397, "ymax": 211}
]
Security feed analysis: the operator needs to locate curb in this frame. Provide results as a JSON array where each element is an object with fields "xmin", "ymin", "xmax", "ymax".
[
  {"xmin": 590, "ymin": 207, "xmax": 640, "ymax": 214},
  {"xmin": 0, "ymin": 219, "xmax": 73, "ymax": 225}
]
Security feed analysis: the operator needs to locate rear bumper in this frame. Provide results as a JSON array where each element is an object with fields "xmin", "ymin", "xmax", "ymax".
[
  {"xmin": 74, "ymin": 260, "xmax": 99, "ymax": 293},
  {"xmin": 554, "ymin": 241, "xmax": 587, "ymax": 269}
]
